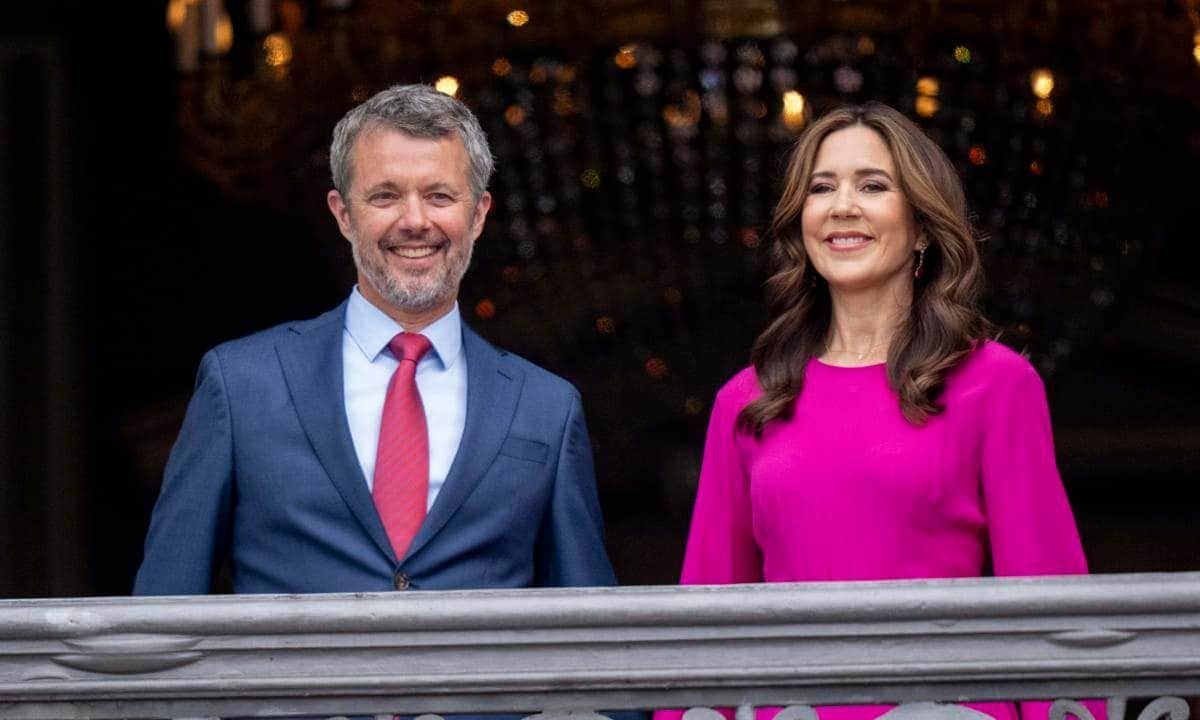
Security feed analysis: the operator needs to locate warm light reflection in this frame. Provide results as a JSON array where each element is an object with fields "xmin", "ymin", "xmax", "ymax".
[
  {"xmin": 1030, "ymin": 68, "xmax": 1055, "ymax": 99},
  {"xmin": 782, "ymin": 90, "xmax": 806, "ymax": 130},
  {"xmin": 1030, "ymin": 160, "xmax": 1043, "ymax": 176},
  {"xmin": 166, "ymin": 0, "xmax": 193, "ymax": 32},
  {"xmin": 915, "ymin": 95, "xmax": 939, "ymax": 118},
  {"xmin": 968, "ymin": 146, "xmax": 988, "ymax": 165},
  {"xmin": 857, "ymin": 36, "xmax": 876, "ymax": 55},
  {"xmin": 506, "ymin": 9, "xmax": 529, "ymax": 27},
  {"xmin": 435, "ymin": 75, "xmax": 460, "ymax": 97},
  {"xmin": 504, "ymin": 105, "xmax": 526, "ymax": 126},
  {"xmin": 954, "ymin": 46, "xmax": 972, "ymax": 63},
  {"xmin": 662, "ymin": 91, "xmax": 701, "ymax": 128},
  {"xmin": 263, "ymin": 34, "xmax": 292, "ymax": 67},
  {"xmin": 1194, "ymin": 32, "xmax": 1200, "ymax": 64},
  {"xmin": 614, "ymin": 45, "xmax": 638, "ymax": 69},
  {"xmin": 474, "ymin": 299, "xmax": 496, "ymax": 320},
  {"xmin": 492, "ymin": 57, "xmax": 512, "ymax": 77},
  {"xmin": 595, "ymin": 316, "xmax": 615, "ymax": 334},
  {"xmin": 214, "ymin": 12, "xmax": 234, "ymax": 54},
  {"xmin": 553, "ymin": 87, "xmax": 574, "ymax": 116},
  {"xmin": 1035, "ymin": 98, "xmax": 1054, "ymax": 116},
  {"xmin": 580, "ymin": 169, "xmax": 601, "ymax": 189},
  {"xmin": 916, "ymin": 76, "xmax": 940, "ymax": 97}
]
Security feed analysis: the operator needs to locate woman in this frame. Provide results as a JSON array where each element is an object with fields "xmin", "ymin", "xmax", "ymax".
[{"xmin": 675, "ymin": 104, "xmax": 1096, "ymax": 720}]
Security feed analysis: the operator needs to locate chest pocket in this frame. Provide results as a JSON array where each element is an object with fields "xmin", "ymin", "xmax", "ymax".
[{"xmin": 498, "ymin": 436, "xmax": 550, "ymax": 464}]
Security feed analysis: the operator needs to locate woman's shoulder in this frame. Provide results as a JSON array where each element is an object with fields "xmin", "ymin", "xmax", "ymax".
[
  {"xmin": 952, "ymin": 339, "xmax": 1043, "ymax": 389},
  {"xmin": 713, "ymin": 365, "xmax": 763, "ymax": 408}
]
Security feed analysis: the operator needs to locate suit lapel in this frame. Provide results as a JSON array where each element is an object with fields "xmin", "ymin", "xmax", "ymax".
[
  {"xmin": 404, "ymin": 324, "xmax": 523, "ymax": 560},
  {"xmin": 275, "ymin": 302, "xmax": 397, "ymax": 565}
]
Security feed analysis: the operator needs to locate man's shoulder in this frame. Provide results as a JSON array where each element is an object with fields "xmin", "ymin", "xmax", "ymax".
[
  {"xmin": 463, "ymin": 326, "xmax": 578, "ymax": 400},
  {"xmin": 206, "ymin": 303, "xmax": 346, "ymax": 364}
]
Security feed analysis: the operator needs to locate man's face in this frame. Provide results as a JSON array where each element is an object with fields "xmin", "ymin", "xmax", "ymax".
[{"xmin": 327, "ymin": 127, "xmax": 491, "ymax": 327}]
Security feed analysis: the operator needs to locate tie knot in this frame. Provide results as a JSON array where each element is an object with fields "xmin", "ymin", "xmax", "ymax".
[{"xmin": 389, "ymin": 332, "xmax": 432, "ymax": 364}]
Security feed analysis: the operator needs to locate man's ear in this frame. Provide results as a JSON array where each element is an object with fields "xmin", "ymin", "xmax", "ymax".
[
  {"xmin": 327, "ymin": 189, "xmax": 353, "ymax": 240},
  {"xmin": 469, "ymin": 191, "xmax": 492, "ymax": 239}
]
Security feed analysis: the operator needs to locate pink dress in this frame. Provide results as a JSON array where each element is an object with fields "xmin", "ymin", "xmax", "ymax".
[{"xmin": 669, "ymin": 341, "xmax": 1097, "ymax": 720}]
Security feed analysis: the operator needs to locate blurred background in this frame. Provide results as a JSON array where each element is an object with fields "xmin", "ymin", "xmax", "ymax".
[{"xmin": 1, "ymin": 0, "xmax": 1197, "ymax": 598}]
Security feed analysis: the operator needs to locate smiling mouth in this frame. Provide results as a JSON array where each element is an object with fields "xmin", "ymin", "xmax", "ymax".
[
  {"xmin": 385, "ymin": 243, "xmax": 443, "ymax": 259},
  {"xmin": 826, "ymin": 234, "xmax": 873, "ymax": 247}
]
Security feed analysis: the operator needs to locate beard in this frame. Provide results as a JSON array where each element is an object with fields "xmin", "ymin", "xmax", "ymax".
[{"xmin": 350, "ymin": 231, "xmax": 474, "ymax": 314}]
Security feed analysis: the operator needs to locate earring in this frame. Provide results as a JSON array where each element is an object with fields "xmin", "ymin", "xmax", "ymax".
[{"xmin": 914, "ymin": 247, "xmax": 926, "ymax": 280}]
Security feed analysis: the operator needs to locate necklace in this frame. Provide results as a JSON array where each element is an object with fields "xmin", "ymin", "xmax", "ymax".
[{"xmin": 823, "ymin": 339, "xmax": 891, "ymax": 361}]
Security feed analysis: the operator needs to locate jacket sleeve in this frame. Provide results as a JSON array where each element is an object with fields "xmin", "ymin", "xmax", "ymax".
[
  {"xmin": 534, "ymin": 390, "xmax": 617, "ymax": 588},
  {"xmin": 133, "ymin": 350, "xmax": 235, "ymax": 595}
]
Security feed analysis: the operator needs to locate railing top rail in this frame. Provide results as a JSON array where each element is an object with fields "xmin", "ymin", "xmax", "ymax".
[
  {"xmin": 2, "ymin": 572, "xmax": 1198, "ymax": 638},
  {"xmin": 4, "ymin": 572, "xmax": 1200, "ymax": 718}
]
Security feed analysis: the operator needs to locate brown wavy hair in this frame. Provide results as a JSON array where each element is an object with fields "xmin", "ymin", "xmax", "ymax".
[{"xmin": 738, "ymin": 102, "xmax": 991, "ymax": 435}]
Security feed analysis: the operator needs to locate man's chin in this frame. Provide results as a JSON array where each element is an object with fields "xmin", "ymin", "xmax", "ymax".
[{"xmin": 381, "ymin": 284, "xmax": 454, "ymax": 315}]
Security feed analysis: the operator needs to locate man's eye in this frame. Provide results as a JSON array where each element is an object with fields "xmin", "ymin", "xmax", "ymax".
[
  {"xmin": 429, "ymin": 193, "xmax": 454, "ymax": 203},
  {"xmin": 369, "ymin": 193, "xmax": 397, "ymax": 203}
]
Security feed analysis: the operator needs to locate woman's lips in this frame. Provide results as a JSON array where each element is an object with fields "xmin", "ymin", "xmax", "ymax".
[{"xmin": 825, "ymin": 233, "xmax": 873, "ymax": 250}]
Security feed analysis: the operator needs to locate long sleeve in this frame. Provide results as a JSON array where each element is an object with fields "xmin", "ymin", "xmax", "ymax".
[
  {"xmin": 980, "ymin": 361, "xmax": 1087, "ymax": 577},
  {"xmin": 133, "ymin": 350, "xmax": 236, "ymax": 595},
  {"xmin": 534, "ymin": 391, "xmax": 617, "ymax": 588},
  {"xmin": 680, "ymin": 378, "xmax": 763, "ymax": 585},
  {"xmin": 978, "ymin": 360, "xmax": 1103, "ymax": 720}
]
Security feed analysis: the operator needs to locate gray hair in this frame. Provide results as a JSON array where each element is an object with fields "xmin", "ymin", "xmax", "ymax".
[{"xmin": 329, "ymin": 84, "xmax": 494, "ymax": 200}]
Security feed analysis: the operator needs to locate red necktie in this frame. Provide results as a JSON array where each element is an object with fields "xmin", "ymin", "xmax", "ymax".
[{"xmin": 373, "ymin": 332, "xmax": 433, "ymax": 560}]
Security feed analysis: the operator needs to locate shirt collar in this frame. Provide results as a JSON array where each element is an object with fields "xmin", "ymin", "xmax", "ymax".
[{"xmin": 344, "ymin": 287, "xmax": 463, "ymax": 369}]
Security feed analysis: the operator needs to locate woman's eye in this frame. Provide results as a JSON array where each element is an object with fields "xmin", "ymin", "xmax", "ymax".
[
  {"xmin": 862, "ymin": 181, "xmax": 888, "ymax": 193},
  {"xmin": 809, "ymin": 183, "xmax": 834, "ymax": 194}
]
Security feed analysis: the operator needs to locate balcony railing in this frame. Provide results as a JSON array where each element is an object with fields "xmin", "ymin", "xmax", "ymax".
[{"xmin": 2, "ymin": 572, "xmax": 1199, "ymax": 719}]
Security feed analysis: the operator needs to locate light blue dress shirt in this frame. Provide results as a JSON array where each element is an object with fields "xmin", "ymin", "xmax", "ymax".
[{"xmin": 342, "ymin": 288, "xmax": 468, "ymax": 510}]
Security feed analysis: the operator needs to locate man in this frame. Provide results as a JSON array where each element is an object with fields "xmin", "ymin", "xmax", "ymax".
[{"xmin": 134, "ymin": 84, "xmax": 617, "ymax": 595}]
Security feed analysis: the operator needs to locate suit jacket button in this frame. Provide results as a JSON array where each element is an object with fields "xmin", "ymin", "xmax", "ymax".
[{"xmin": 394, "ymin": 572, "xmax": 410, "ymax": 590}]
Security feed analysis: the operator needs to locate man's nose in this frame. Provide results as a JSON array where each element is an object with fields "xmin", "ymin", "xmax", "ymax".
[{"xmin": 395, "ymin": 198, "xmax": 431, "ymax": 231}]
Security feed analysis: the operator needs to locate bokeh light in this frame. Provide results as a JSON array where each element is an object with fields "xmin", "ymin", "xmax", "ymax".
[
  {"xmin": 165, "ymin": 0, "xmax": 190, "ymax": 32},
  {"xmin": 213, "ymin": 12, "xmax": 234, "ymax": 54},
  {"xmin": 915, "ymin": 95, "xmax": 940, "ymax": 118},
  {"xmin": 504, "ymin": 105, "xmax": 526, "ymax": 126},
  {"xmin": 782, "ymin": 90, "xmax": 806, "ymax": 130},
  {"xmin": 434, "ymin": 76, "xmax": 460, "ymax": 97},
  {"xmin": 1030, "ymin": 68, "xmax": 1055, "ymax": 99},
  {"xmin": 263, "ymin": 34, "xmax": 293, "ymax": 67},
  {"xmin": 474, "ymin": 299, "xmax": 496, "ymax": 320},
  {"xmin": 614, "ymin": 45, "xmax": 638, "ymax": 70},
  {"xmin": 506, "ymin": 9, "xmax": 529, "ymax": 27}
]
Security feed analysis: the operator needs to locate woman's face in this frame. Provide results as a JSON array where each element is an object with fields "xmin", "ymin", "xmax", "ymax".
[{"xmin": 801, "ymin": 125, "xmax": 923, "ymax": 296}]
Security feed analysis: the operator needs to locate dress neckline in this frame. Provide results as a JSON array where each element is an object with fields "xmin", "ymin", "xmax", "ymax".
[{"xmin": 811, "ymin": 357, "xmax": 887, "ymax": 370}]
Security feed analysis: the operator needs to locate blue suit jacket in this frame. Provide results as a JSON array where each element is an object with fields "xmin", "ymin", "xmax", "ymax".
[{"xmin": 134, "ymin": 302, "xmax": 617, "ymax": 595}]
